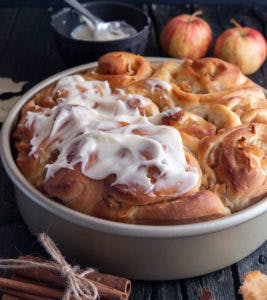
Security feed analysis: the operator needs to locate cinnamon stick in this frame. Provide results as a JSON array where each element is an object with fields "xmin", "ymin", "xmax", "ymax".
[
  {"xmin": 0, "ymin": 255, "xmax": 131, "ymax": 299},
  {"xmin": 0, "ymin": 278, "xmax": 62, "ymax": 298},
  {"xmin": 16, "ymin": 256, "xmax": 131, "ymax": 294},
  {"xmin": 13, "ymin": 256, "xmax": 63, "ymax": 288},
  {"xmin": 1, "ymin": 288, "xmax": 50, "ymax": 300},
  {"xmin": 87, "ymin": 271, "xmax": 131, "ymax": 295},
  {"xmin": 0, "ymin": 275, "xmax": 128, "ymax": 300},
  {"xmin": 2, "ymin": 295, "xmax": 21, "ymax": 300},
  {"xmin": 18, "ymin": 272, "xmax": 129, "ymax": 300},
  {"xmin": 1, "ymin": 275, "xmax": 57, "ymax": 299}
]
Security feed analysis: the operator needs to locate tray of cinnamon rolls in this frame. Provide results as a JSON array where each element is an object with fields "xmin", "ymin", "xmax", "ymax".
[
  {"xmin": 11, "ymin": 51, "xmax": 267, "ymax": 225},
  {"xmin": 2, "ymin": 51, "xmax": 267, "ymax": 279}
]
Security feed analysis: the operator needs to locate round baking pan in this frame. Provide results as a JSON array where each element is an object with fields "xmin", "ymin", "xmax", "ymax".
[{"xmin": 1, "ymin": 59, "xmax": 267, "ymax": 280}]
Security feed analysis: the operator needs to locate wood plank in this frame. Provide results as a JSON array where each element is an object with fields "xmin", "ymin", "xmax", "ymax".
[
  {"xmin": 0, "ymin": 160, "xmax": 18, "ymax": 226},
  {"xmin": 142, "ymin": 4, "xmax": 162, "ymax": 57},
  {"xmin": 150, "ymin": 281, "xmax": 183, "ymax": 300},
  {"xmin": 252, "ymin": 5, "xmax": 267, "ymax": 37},
  {"xmin": 130, "ymin": 281, "xmax": 153, "ymax": 300},
  {"xmin": 33, "ymin": 5, "xmax": 66, "ymax": 74},
  {"xmin": 249, "ymin": 5, "xmax": 267, "ymax": 88},
  {"xmin": 0, "ymin": 8, "xmax": 18, "ymax": 59},
  {"xmin": 184, "ymin": 267, "xmax": 236, "ymax": 299},
  {"xmin": 0, "ymin": 7, "xmax": 65, "ymax": 86},
  {"xmin": 130, "ymin": 280, "xmax": 183, "ymax": 300},
  {"xmin": 236, "ymin": 241, "xmax": 267, "ymax": 286},
  {"xmin": 38, "ymin": 6, "xmax": 67, "ymax": 78},
  {"xmin": 0, "ymin": 223, "xmax": 46, "ymax": 276}
]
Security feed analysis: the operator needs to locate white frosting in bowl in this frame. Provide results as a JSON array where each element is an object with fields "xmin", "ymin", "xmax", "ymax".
[{"xmin": 71, "ymin": 23, "xmax": 133, "ymax": 41}]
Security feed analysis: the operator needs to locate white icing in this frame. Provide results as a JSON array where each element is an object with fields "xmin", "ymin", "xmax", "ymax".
[
  {"xmin": 149, "ymin": 107, "xmax": 182, "ymax": 125},
  {"xmin": 71, "ymin": 23, "xmax": 132, "ymax": 42},
  {"xmin": 146, "ymin": 79, "xmax": 172, "ymax": 93},
  {"xmin": 125, "ymin": 94, "xmax": 151, "ymax": 108},
  {"xmin": 26, "ymin": 76, "xmax": 199, "ymax": 197}
]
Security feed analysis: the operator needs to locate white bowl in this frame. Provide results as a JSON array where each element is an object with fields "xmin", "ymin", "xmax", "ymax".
[{"xmin": 1, "ymin": 59, "xmax": 267, "ymax": 280}]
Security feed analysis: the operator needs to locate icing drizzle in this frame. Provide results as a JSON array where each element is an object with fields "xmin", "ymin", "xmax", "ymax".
[{"xmin": 26, "ymin": 75, "xmax": 199, "ymax": 197}]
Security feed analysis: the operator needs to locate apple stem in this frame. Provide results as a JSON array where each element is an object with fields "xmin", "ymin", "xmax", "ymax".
[
  {"xmin": 230, "ymin": 18, "xmax": 242, "ymax": 29},
  {"xmin": 190, "ymin": 10, "xmax": 203, "ymax": 21}
]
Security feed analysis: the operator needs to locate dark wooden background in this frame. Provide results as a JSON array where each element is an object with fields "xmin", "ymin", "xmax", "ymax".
[{"xmin": 0, "ymin": 2, "xmax": 267, "ymax": 299}]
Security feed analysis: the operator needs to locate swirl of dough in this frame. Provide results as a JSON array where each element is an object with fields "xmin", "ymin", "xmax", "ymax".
[
  {"xmin": 93, "ymin": 190, "xmax": 230, "ymax": 225},
  {"xmin": 124, "ymin": 61, "xmax": 181, "ymax": 111},
  {"xmin": 151, "ymin": 107, "xmax": 216, "ymax": 154},
  {"xmin": 220, "ymin": 96, "xmax": 267, "ymax": 116},
  {"xmin": 191, "ymin": 104, "xmax": 242, "ymax": 131},
  {"xmin": 85, "ymin": 51, "xmax": 152, "ymax": 88},
  {"xmin": 171, "ymin": 58, "xmax": 265, "ymax": 109},
  {"xmin": 199, "ymin": 123, "xmax": 267, "ymax": 211},
  {"xmin": 241, "ymin": 108, "xmax": 267, "ymax": 125}
]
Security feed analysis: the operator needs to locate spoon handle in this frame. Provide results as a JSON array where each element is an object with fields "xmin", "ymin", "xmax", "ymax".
[{"xmin": 63, "ymin": 0, "xmax": 101, "ymax": 26}]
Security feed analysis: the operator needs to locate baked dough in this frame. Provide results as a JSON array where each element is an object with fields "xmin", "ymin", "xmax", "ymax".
[
  {"xmin": 239, "ymin": 271, "xmax": 267, "ymax": 300},
  {"xmin": 14, "ymin": 52, "xmax": 267, "ymax": 225},
  {"xmin": 199, "ymin": 123, "xmax": 267, "ymax": 211},
  {"xmin": 85, "ymin": 51, "xmax": 152, "ymax": 88}
]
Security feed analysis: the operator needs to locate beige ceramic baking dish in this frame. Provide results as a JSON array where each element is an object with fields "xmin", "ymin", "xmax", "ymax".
[{"xmin": 1, "ymin": 59, "xmax": 267, "ymax": 280}]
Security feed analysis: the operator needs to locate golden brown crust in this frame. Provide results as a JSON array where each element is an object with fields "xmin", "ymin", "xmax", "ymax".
[
  {"xmin": 199, "ymin": 123, "xmax": 267, "ymax": 210},
  {"xmin": 124, "ymin": 61, "xmax": 181, "ymax": 111},
  {"xmin": 85, "ymin": 51, "xmax": 152, "ymax": 88},
  {"xmin": 13, "ymin": 52, "xmax": 267, "ymax": 225},
  {"xmin": 93, "ymin": 190, "xmax": 230, "ymax": 225},
  {"xmin": 160, "ymin": 108, "xmax": 216, "ymax": 154},
  {"xmin": 42, "ymin": 167, "xmax": 105, "ymax": 215},
  {"xmin": 239, "ymin": 270, "xmax": 267, "ymax": 300},
  {"xmin": 191, "ymin": 96, "xmax": 267, "ymax": 133},
  {"xmin": 171, "ymin": 58, "xmax": 265, "ymax": 109},
  {"xmin": 191, "ymin": 103, "xmax": 242, "ymax": 131}
]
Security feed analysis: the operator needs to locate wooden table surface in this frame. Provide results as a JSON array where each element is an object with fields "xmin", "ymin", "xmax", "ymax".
[{"xmin": 0, "ymin": 2, "xmax": 267, "ymax": 299}]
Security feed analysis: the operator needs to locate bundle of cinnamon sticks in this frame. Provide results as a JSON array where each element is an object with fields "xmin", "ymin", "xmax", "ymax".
[{"xmin": 0, "ymin": 256, "xmax": 131, "ymax": 300}]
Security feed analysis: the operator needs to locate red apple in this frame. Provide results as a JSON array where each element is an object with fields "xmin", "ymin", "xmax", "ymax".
[
  {"xmin": 160, "ymin": 10, "xmax": 212, "ymax": 59},
  {"xmin": 214, "ymin": 19, "xmax": 267, "ymax": 75}
]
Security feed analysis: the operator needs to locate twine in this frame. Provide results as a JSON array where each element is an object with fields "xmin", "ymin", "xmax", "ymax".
[{"xmin": 0, "ymin": 233, "xmax": 99, "ymax": 300}]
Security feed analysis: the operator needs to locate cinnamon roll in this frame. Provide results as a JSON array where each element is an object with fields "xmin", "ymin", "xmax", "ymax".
[
  {"xmin": 124, "ymin": 61, "xmax": 181, "ymax": 111},
  {"xmin": 85, "ymin": 51, "xmax": 152, "ymax": 88},
  {"xmin": 171, "ymin": 57, "xmax": 265, "ymax": 109},
  {"xmin": 199, "ymin": 123, "xmax": 267, "ymax": 211}
]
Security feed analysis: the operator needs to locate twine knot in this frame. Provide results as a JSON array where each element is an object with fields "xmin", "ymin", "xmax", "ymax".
[
  {"xmin": 61, "ymin": 264, "xmax": 73, "ymax": 277},
  {"xmin": 0, "ymin": 233, "xmax": 99, "ymax": 300}
]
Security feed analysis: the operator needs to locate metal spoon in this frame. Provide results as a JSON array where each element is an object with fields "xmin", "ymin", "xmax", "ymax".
[{"xmin": 64, "ymin": 0, "xmax": 137, "ymax": 38}]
